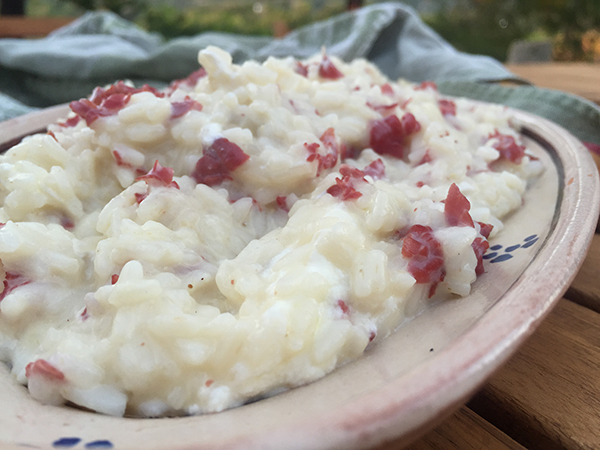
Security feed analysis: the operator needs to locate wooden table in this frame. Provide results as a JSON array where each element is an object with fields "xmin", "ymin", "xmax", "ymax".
[
  {"xmin": 507, "ymin": 63, "xmax": 600, "ymax": 106},
  {"xmin": 0, "ymin": 16, "xmax": 74, "ymax": 38},
  {"xmin": 383, "ymin": 63, "xmax": 600, "ymax": 450}
]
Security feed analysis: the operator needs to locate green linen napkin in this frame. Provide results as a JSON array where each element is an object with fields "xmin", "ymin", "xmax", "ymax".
[
  {"xmin": 0, "ymin": 2, "xmax": 598, "ymax": 147},
  {"xmin": 0, "ymin": 3, "xmax": 513, "ymax": 107}
]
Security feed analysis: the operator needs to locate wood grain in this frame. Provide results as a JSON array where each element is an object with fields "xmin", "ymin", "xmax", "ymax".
[
  {"xmin": 591, "ymin": 151, "xmax": 600, "ymax": 176},
  {"xmin": 0, "ymin": 17, "xmax": 74, "ymax": 38},
  {"xmin": 567, "ymin": 234, "xmax": 600, "ymax": 312},
  {"xmin": 469, "ymin": 299, "xmax": 600, "ymax": 450},
  {"xmin": 401, "ymin": 407, "xmax": 526, "ymax": 450},
  {"xmin": 507, "ymin": 63, "xmax": 600, "ymax": 105}
]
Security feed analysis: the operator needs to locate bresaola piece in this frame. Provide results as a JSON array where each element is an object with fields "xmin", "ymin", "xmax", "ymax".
[
  {"xmin": 472, "ymin": 238, "xmax": 490, "ymax": 276},
  {"xmin": 478, "ymin": 222, "xmax": 494, "ymax": 239},
  {"xmin": 168, "ymin": 68, "xmax": 207, "ymax": 93},
  {"xmin": 192, "ymin": 138, "xmax": 250, "ymax": 186},
  {"xmin": 171, "ymin": 96, "xmax": 203, "ymax": 119},
  {"xmin": 326, "ymin": 159, "xmax": 384, "ymax": 201},
  {"xmin": 134, "ymin": 161, "xmax": 180, "ymax": 204},
  {"xmin": 136, "ymin": 161, "xmax": 180, "ymax": 189},
  {"xmin": 276, "ymin": 196, "xmax": 289, "ymax": 212},
  {"xmin": 401, "ymin": 225, "xmax": 445, "ymax": 298},
  {"xmin": 367, "ymin": 101, "xmax": 399, "ymax": 114},
  {"xmin": 414, "ymin": 81, "xmax": 456, "ymax": 117},
  {"xmin": 327, "ymin": 165, "xmax": 365, "ymax": 200},
  {"xmin": 134, "ymin": 192, "xmax": 148, "ymax": 204},
  {"xmin": 70, "ymin": 81, "xmax": 165, "ymax": 126},
  {"xmin": 112, "ymin": 151, "xmax": 146, "ymax": 176},
  {"xmin": 306, "ymin": 128, "xmax": 340, "ymax": 176},
  {"xmin": 295, "ymin": 62, "xmax": 309, "ymax": 77},
  {"xmin": 337, "ymin": 299, "xmax": 350, "ymax": 316},
  {"xmin": 318, "ymin": 55, "xmax": 344, "ymax": 80},
  {"xmin": 444, "ymin": 183, "xmax": 493, "ymax": 277},
  {"xmin": 401, "ymin": 184, "xmax": 494, "ymax": 297},
  {"xmin": 489, "ymin": 130, "xmax": 526, "ymax": 164},
  {"xmin": 25, "ymin": 359, "xmax": 65, "ymax": 382},
  {"xmin": 438, "ymin": 99, "xmax": 457, "ymax": 116},
  {"xmin": 417, "ymin": 150, "xmax": 433, "ymax": 166},
  {"xmin": 380, "ymin": 84, "xmax": 394, "ymax": 95},
  {"xmin": 415, "ymin": 81, "xmax": 438, "ymax": 91},
  {"xmin": 362, "ymin": 159, "xmax": 385, "ymax": 180},
  {"xmin": 369, "ymin": 113, "xmax": 421, "ymax": 159},
  {"xmin": 340, "ymin": 145, "xmax": 361, "ymax": 161},
  {"xmin": 444, "ymin": 183, "xmax": 474, "ymax": 227},
  {"xmin": 58, "ymin": 116, "xmax": 80, "ymax": 128},
  {"xmin": 0, "ymin": 272, "xmax": 30, "ymax": 302}
]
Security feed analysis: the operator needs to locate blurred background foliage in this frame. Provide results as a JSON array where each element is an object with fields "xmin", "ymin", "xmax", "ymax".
[
  {"xmin": 23, "ymin": 0, "xmax": 600, "ymax": 62},
  {"xmin": 425, "ymin": 0, "xmax": 600, "ymax": 62}
]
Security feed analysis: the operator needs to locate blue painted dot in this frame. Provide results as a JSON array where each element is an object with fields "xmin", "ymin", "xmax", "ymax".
[
  {"xmin": 85, "ymin": 441, "xmax": 113, "ymax": 449},
  {"xmin": 52, "ymin": 438, "xmax": 82, "ymax": 448},
  {"xmin": 524, "ymin": 234, "xmax": 538, "ymax": 242},
  {"xmin": 482, "ymin": 252, "xmax": 497, "ymax": 260},
  {"xmin": 491, "ymin": 254, "xmax": 513, "ymax": 263},
  {"xmin": 490, "ymin": 244, "xmax": 503, "ymax": 251},
  {"xmin": 505, "ymin": 244, "xmax": 520, "ymax": 252},
  {"xmin": 522, "ymin": 238, "xmax": 539, "ymax": 248}
]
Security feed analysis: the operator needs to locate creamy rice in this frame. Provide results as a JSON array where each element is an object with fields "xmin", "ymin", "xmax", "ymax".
[{"xmin": 0, "ymin": 47, "xmax": 542, "ymax": 417}]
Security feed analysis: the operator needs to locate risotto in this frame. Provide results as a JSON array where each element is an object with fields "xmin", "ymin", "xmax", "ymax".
[{"xmin": 0, "ymin": 47, "xmax": 542, "ymax": 417}]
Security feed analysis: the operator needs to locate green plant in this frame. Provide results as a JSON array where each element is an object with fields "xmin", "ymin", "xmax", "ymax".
[
  {"xmin": 423, "ymin": 0, "xmax": 600, "ymax": 62},
  {"xmin": 138, "ymin": 1, "xmax": 347, "ymax": 39},
  {"xmin": 54, "ymin": 0, "xmax": 146, "ymax": 20}
]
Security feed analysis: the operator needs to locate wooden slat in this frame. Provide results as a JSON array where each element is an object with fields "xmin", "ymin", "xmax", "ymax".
[
  {"xmin": 0, "ymin": 17, "xmax": 74, "ymax": 38},
  {"xmin": 566, "ymin": 233, "xmax": 600, "ymax": 312},
  {"xmin": 507, "ymin": 63, "xmax": 600, "ymax": 105},
  {"xmin": 400, "ymin": 407, "xmax": 526, "ymax": 450},
  {"xmin": 468, "ymin": 299, "xmax": 600, "ymax": 450},
  {"xmin": 582, "ymin": 126, "xmax": 600, "ymax": 232},
  {"xmin": 590, "ymin": 151, "xmax": 600, "ymax": 173}
]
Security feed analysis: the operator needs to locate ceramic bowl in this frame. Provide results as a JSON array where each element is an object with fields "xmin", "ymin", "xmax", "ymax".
[{"xmin": 0, "ymin": 105, "xmax": 598, "ymax": 450}]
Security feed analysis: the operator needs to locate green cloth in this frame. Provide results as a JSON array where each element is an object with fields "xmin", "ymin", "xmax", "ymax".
[{"xmin": 0, "ymin": 2, "xmax": 598, "ymax": 146}]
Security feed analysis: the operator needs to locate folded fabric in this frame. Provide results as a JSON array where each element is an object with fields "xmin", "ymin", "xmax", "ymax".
[
  {"xmin": 0, "ymin": 2, "xmax": 598, "ymax": 147},
  {"xmin": 0, "ymin": 3, "xmax": 513, "ymax": 108}
]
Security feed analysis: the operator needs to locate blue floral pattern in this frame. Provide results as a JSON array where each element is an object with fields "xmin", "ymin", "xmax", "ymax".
[
  {"xmin": 53, "ymin": 438, "xmax": 113, "ymax": 449},
  {"xmin": 484, "ymin": 234, "xmax": 539, "ymax": 263}
]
